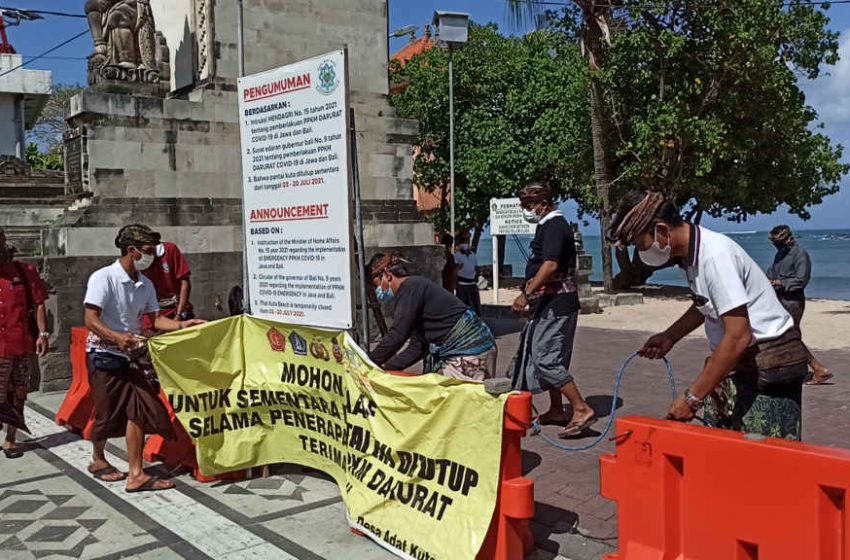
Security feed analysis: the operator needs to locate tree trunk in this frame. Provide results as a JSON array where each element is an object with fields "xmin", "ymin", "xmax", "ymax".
[{"xmin": 577, "ymin": 0, "xmax": 616, "ymax": 293}]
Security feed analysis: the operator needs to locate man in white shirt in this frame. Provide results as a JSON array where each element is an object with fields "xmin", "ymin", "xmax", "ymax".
[
  {"xmin": 453, "ymin": 231, "xmax": 481, "ymax": 315},
  {"xmin": 84, "ymin": 224, "xmax": 203, "ymax": 491},
  {"xmin": 609, "ymin": 192, "xmax": 809, "ymax": 440}
]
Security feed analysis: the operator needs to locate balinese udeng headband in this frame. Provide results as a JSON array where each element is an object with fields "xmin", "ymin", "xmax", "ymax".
[
  {"xmin": 114, "ymin": 224, "xmax": 162, "ymax": 249},
  {"xmin": 611, "ymin": 191, "xmax": 665, "ymax": 246},
  {"xmin": 768, "ymin": 227, "xmax": 792, "ymax": 244},
  {"xmin": 370, "ymin": 252, "xmax": 410, "ymax": 279}
]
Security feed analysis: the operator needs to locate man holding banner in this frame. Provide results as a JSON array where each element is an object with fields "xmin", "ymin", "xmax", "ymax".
[
  {"xmin": 368, "ymin": 252, "xmax": 497, "ymax": 381},
  {"xmin": 84, "ymin": 224, "xmax": 204, "ymax": 491}
]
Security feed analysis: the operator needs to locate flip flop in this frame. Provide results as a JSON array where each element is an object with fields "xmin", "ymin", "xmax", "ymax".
[
  {"xmin": 2, "ymin": 448, "xmax": 23, "ymax": 459},
  {"xmin": 125, "ymin": 477, "xmax": 175, "ymax": 494},
  {"xmin": 89, "ymin": 465, "xmax": 128, "ymax": 482},
  {"xmin": 558, "ymin": 415, "xmax": 598, "ymax": 439},
  {"xmin": 806, "ymin": 372, "xmax": 834, "ymax": 385}
]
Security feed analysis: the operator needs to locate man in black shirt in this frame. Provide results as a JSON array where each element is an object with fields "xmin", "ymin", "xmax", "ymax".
[
  {"xmin": 367, "ymin": 253, "xmax": 497, "ymax": 381},
  {"xmin": 767, "ymin": 225, "xmax": 831, "ymax": 384},
  {"xmin": 510, "ymin": 184, "xmax": 595, "ymax": 437}
]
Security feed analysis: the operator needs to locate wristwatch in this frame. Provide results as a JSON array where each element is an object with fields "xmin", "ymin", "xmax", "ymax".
[{"xmin": 684, "ymin": 389, "xmax": 704, "ymax": 412}]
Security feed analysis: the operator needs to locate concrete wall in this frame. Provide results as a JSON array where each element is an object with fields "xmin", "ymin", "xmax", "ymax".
[
  {"xmin": 0, "ymin": 94, "xmax": 21, "ymax": 157},
  {"xmin": 212, "ymin": 0, "xmax": 389, "ymax": 97}
]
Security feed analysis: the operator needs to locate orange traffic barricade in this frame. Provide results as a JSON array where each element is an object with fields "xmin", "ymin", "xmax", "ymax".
[
  {"xmin": 372, "ymin": 372, "xmax": 535, "ymax": 560},
  {"xmin": 600, "ymin": 416, "xmax": 850, "ymax": 559},
  {"xmin": 55, "ymin": 327, "xmax": 96, "ymax": 439}
]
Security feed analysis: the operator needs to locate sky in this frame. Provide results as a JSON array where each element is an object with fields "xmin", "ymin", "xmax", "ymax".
[{"xmin": 5, "ymin": 0, "xmax": 850, "ymax": 233}]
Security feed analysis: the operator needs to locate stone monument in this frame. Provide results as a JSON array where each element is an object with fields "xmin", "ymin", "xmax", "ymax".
[{"xmin": 33, "ymin": 0, "xmax": 436, "ymax": 390}]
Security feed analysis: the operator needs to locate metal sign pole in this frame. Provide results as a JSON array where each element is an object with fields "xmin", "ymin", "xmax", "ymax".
[
  {"xmin": 448, "ymin": 50, "xmax": 455, "ymax": 240},
  {"xmin": 492, "ymin": 234, "xmax": 499, "ymax": 305},
  {"xmin": 349, "ymin": 108, "xmax": 370, "ymax": 344},
  {"xmin": 237, "ymin": 0, "xmax": 250, "ymax": 314}
]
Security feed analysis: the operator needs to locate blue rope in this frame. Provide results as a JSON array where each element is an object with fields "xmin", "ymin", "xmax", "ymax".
[{"xmin": 530, "ymin": 352, "xmax": 677, "ymax": 452}]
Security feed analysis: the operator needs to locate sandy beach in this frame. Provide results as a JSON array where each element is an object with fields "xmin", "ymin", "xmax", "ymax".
[{"xmin": 481, "ymin": 287, "xmax": 850, "ymax": 351}]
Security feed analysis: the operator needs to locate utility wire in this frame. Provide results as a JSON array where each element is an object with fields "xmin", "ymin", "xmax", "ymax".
[
  {"xmin": 0, "ymin": 29, "xmax": 89, "ymax": 78},
  {"xmin": 0, "ymin": 6, "xmax": 86, "ymax": 18}
]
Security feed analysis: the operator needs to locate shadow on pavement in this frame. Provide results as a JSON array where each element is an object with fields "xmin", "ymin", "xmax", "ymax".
[{"xmin": 522, "ymin": 450, "xmax": 542, "ymax": 475}]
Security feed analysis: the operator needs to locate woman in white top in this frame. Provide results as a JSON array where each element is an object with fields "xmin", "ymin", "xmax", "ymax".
[{"xmin": 608, "ymin": 192, "xmax": 809, "ymax": 440}]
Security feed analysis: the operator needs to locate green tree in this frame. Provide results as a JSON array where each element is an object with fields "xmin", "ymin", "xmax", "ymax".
[
  {"xmin": 25, "ymin": 144, "xmax": 63, "ymax": 171},
  {"xmin": 27, "ymin": 83, "xmax": 83, "ymax": 155},
  {"xmin": 509, "ymin": 0, "xmax": 848, "ymax": 288},
  {"xmin": 389, "ymin": 23, "xmax": 593, "ymax": 247}
]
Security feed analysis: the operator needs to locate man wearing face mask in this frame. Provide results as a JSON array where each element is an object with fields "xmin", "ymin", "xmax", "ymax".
[
  {"xmin": 510, "ymin": 183, "xmax": 595, "ymax": 438},
  {"xmin": 141, "ymin": 240, "xmax": 193, "ymax": 327},
  {"xmin": 766, "ymin": 225, "xmax": 831, "ymax": 385},
  {"xmin": 609, "ymin": 192, "xmax": 809, "ymax": 440},
  {"xmin": 453, "ymin": 231, "xmax": 481, "ymax": 315},
  {"xmin": 84, "ymin": 224, "xmax": 205, "ymax": 491},
  {"xmin": 367, "ymin": 252, "xmax": 497, "ymax": 381}
]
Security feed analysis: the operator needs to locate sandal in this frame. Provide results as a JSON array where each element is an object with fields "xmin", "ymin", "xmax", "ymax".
[
  {"xmin": 558, "ymin": 415, "xmax": 598, "ymax": 438},
  {"xmin": 806, "ymin": 372, "xmax": 834, "ymax": 385},
  {"xmin": 3, "ymin": 448, "xmax": 23, "ymax": 459},
  {"xmin": 125, "ymin": 477, "xmax": 175, "ymax": 493},
  {"xmin": 89, "ymin": 465, "xmax": 128, "ymax": 482}
]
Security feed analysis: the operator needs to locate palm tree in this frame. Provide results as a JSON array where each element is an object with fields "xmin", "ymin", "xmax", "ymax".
[{"xmin": 506, "ymin": 0, "xmax": 617, "ymax": 293}]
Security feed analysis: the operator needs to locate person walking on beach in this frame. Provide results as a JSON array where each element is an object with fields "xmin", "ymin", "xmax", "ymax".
[
  {"xmin": 454, "ymin": 231, "xmax": 481, "ymax": 315},
  {"xmin": 509, "ymin": 183, "xmax": 595, "ymax": 438},
  {"xmin": 84, "ymin": 224, "xmax": 204, "ymax": 491},
  {"xmin": 767, "ymin": 225, "xmax": 832, "ymax": 385},
  {"xmin": 610, "ymin": 192, "xmax": 809, "ymax": 440},
  {"xmin": 0, "ymin": 228, "xmax": 49, "ymax": 458}
]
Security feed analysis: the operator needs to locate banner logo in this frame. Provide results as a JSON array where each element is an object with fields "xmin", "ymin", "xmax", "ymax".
[
  {"xmin": 317, "ymin": 60, "xmax": 339, "ymax": 94},
  {"xmin": 289, "ymin": 330, "xmax": 308, "ymax": 356},
  {"xmin": 266, "ymin": 327, "xmax": 286, "ymax": 352}
]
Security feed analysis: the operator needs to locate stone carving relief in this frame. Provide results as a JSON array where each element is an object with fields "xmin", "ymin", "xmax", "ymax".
[{"xmin": 85, "ymin": 0, "xmax": 167, "ymax": 85}]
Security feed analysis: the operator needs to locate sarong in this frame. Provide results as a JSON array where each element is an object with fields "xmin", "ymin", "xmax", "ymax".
[
  {"xmin": 425, "ymin": 310, "xmax": 496, "ymax": 381},
  {"xmin": 0, "ymin": 355, "xmax": 31, "ymax": 431},
  {"xmin": 88, "ymin": 354, "xmax": 174, "ymax": 441},
  {"xmin": 510, "ymin": 304, "xmax": 578, "ymax": 393}
]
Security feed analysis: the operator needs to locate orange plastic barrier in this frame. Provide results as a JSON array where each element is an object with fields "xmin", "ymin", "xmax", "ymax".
[
  {"xmin": 55, "ymin": 327, "xmax": 96, "ymax": 439},
  {"xmin": 600, "ymin": 416, "xmax": 850, "ymax": 559},
  {"xmin": 143, "ymin": 393, "xmax": 247, "ymax": 483},
  {"xmin": 362, "ymin": 373, "xmax": 535, "ymax": 560}
]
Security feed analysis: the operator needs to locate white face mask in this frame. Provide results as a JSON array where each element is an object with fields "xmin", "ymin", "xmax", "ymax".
[
  {"xmin": 522, "ymin": 208, "xmax": 541, "ymax": 224},
  {"xmin": 638, "ymin": 228, "xmax": 672, "ymax": 267},
  {"xmin": 134, "ymin": 251, "xmax": 155, "ymax": 271}
]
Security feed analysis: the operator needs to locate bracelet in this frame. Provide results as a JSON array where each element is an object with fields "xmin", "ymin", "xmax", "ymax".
[
  {"xmin": 684, "ymin": 389, "xmax": 704, "ymax": 412},
  {"xmin": 178, "ymin": 321, "xmax": 185, "ymax": 330},
  {"xmin": 38, "ymin": 332, "xmax": 50, "ymax": 339}
]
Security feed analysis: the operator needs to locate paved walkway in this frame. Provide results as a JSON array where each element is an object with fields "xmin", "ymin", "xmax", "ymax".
[{"xmin": 3, "ymin": 321, "xmax": 848, "ymax": 560}]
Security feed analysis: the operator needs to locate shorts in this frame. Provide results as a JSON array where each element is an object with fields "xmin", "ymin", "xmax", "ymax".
[{"xmin": 511, "ymin": 308, "xmax": 578, "ymax": 393}]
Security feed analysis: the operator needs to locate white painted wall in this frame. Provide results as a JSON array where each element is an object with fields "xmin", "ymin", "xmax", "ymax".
[
  {"xmin": 0, "ymin": 94, "xmax": 22, "ymax": 157},
  {"xmin": 149, "ymin": 0, "xmax": 196, "ymax": 92}
]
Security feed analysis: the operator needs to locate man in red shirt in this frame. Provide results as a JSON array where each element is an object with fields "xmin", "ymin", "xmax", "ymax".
[
  {"xmin": 0, "ymin": 228, "xmax": 49, "ymax": 458},
  {"xmin": 141, "ymin": 241, "xmax": 193, "ymax": 328}
]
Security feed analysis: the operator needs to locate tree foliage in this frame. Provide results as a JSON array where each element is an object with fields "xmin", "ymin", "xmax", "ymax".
[
  {"xmin": 27, "ymin": 83, "xmax": 83, "ymax": 154},
  {"xmin": 25, "ymin": 144, "xmax": 63, "ymax": 171},
  {"xmin": 389, "ymin": 23, "xmax": 594, "ymax": 236},
  {"xmin": 540, "ymin": 0, "xmax": 848, "ymax": 221}
]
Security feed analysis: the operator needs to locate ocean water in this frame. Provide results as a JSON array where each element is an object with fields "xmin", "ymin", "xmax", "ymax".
[{"xmin": 477, "ymin": 229, "xmax": 850, "ymax": 301}]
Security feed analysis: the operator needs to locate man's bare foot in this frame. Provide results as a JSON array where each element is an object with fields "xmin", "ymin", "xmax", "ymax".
[
  {"xmin": 126, "ymin": 475, "xmax": 175, "ymax": 493},
  {"xmin": 539, "ymin": 409, "xmax": 568, "ymax": 425},
  {"xmin": 560, "ymin": 408, "xmax": 597, "ymax": 437},
  {"xmin": 88, "ymin": 460, "xmax": 127, "ymax": 482}
]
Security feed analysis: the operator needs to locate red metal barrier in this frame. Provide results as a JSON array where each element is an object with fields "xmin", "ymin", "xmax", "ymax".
[
  {"xmin": 600, "ymin": 416, "xmax": 850, "ymax": 559},
  {"xmin": 55, "ymin": 327, "xmax": 95, "ymax": 439}
]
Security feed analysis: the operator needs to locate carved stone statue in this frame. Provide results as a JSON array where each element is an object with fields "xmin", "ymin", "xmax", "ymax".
[{"xmin": 85, "ymin": 0, "xmax": 161, "ymax": 84}]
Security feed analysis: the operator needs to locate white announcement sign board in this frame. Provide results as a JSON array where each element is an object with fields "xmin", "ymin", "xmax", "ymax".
[
  {"xmin": 238, "ymin": 50, "xmax": 353, "ymax": 328},
  {"xmin": 489, "ymin": 198, "xmax": 537, "ymax": 236}
]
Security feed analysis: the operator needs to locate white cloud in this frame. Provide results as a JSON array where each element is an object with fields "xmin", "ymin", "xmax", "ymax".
[{"xmin": 803, "ymin": 29, "xmax": 850, "ymax": 143}]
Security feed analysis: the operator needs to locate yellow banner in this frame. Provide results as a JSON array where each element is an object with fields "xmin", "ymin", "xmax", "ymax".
[{"xmin": 148, "ymin": 315, "xmax": 509, "ymax": 560}]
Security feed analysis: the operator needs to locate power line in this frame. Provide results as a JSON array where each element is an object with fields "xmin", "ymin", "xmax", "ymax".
[
  {"xmin": 0, "ymin": 5, "xmax": 86, "ymax": 18},
  {"xmin": 20, "ymin": 55, "xmax": 88, "ymax": 61},
  {"xmin": 0, "ymin": 29, "xmax": 89, "ymax": 78}
]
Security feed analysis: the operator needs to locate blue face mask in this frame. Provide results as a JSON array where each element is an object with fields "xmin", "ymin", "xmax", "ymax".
[{"xmin": 375, "ymin": 286, "xmax": 394, "ymax": 302}]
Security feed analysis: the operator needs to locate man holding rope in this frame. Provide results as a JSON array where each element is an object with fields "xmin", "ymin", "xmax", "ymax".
[{"xmin": 609, "ymin": 192, "xmax": 809, "ymax": 440}]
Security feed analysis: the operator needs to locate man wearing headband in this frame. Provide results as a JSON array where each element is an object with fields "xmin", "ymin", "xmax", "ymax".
[
  {"xmin": 609, "ymin": 192, "xmax": 808, "ymax": 440},
  {"xmin": 367, "ymin": 252, "xmax": 497, "ymax": 381},
  {"xmin": 509, "ymin": 183, "xmax": 594, "ymax": 438},
  {"xmin": 0, "ymin": 227, "xmax": 49, "ymax": 458},
  {"xmin": 767, "ymin": 225, "xmax": 831, "ymax": 384},
  {"xmin": 84, "ymin": 224, "xmax": 204, "ymax": 491}
]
